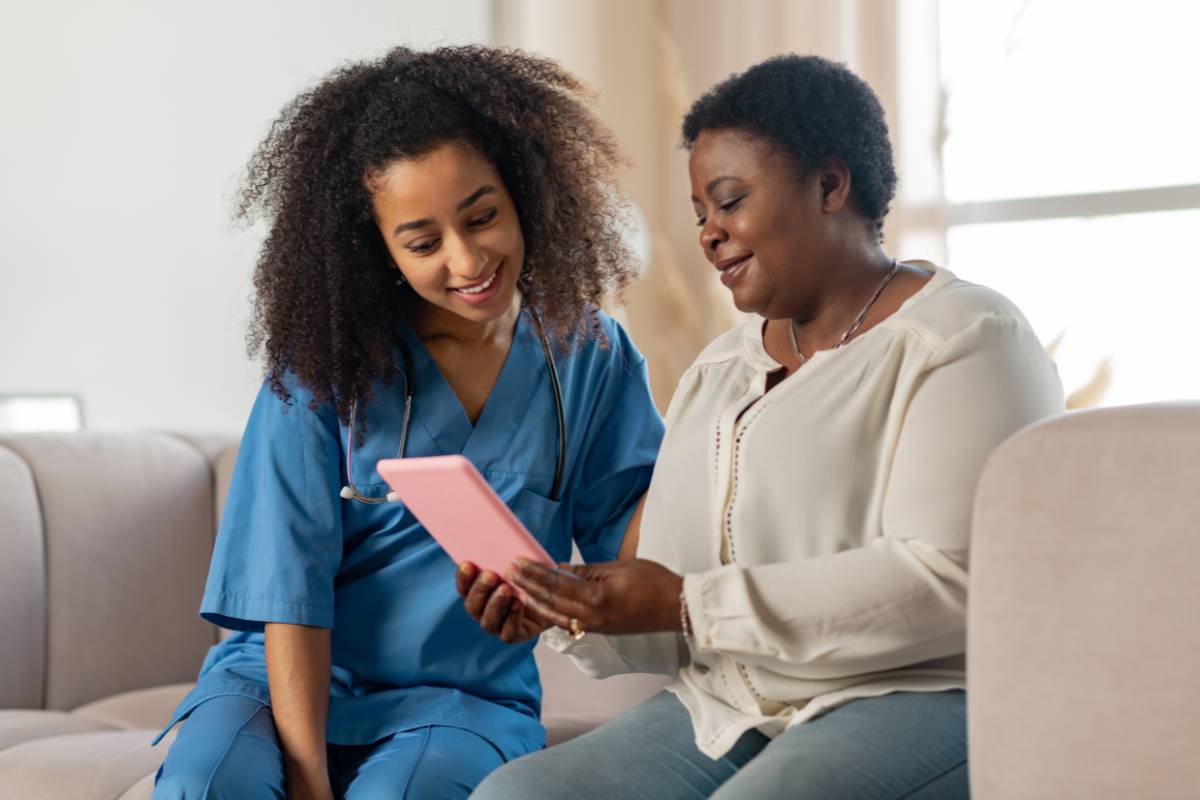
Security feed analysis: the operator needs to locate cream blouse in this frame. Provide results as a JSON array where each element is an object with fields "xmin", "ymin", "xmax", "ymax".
[{"xmin": 546, "ymin": 263, "xmax": 1065, "ymax": 758}]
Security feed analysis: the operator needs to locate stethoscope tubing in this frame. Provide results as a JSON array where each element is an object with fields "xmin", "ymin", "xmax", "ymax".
[{"xmin": 340, "ymin": 308, "xmax": 566, "ymax": 505}]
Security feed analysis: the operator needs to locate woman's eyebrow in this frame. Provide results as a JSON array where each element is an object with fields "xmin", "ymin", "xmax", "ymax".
[
  {"xmin": 457, "ymin": 185, "xmax": 496, "ymax": 211},
  {"xmin": 706, "ymin": 175, "xmax": 739, "ymax": 194},
  {"xmin": 393, "ymin": 217, "xmax": 435, "ymax": 236},
  {"xmin": 391, "ymin": 186, "xmax": 497, "ymax": 237}
]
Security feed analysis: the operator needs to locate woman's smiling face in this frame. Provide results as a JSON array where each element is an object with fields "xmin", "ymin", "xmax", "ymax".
[
  {"xmin": 370, "ymin": 140, "xmax": 524, "ymax": 322},
  {"xmin": 689, "ymin": 128, "xmax": 839, "ymax": 319}
]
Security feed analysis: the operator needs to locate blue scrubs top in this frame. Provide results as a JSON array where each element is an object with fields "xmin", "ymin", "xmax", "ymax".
[{"xmin": 154, "ymin": 309, "xmax": 664, "ymax": 761}]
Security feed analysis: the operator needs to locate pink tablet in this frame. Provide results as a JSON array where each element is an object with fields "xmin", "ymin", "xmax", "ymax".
[{"xmin": 377, "ymin": 455, "xmax": 555, "ymax": 578}]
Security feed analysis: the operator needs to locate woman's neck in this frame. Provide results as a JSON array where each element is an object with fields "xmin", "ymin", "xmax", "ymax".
[
  {"xmin": 406, "ymin": 292, "xmax": 522, "ymax": 345},
  {"xmin": 791, "ymin": 247, "xmax": 895, "ymax": 343}
]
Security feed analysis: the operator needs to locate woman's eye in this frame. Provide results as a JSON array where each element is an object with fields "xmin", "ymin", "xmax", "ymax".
[
  {"xmin": 719, "ymin": 197, "xmax": 742, "ymax": 213},
  {"xmin": 468, "ymin": 209, "xmax": 497, "ymax": 227},
  {"xmin": 694, "ymin": 215, "xmax": 707, "ymax": 227},
  {"xmin": 407, "ymin": 239, "xmax": 438, "ymax": 254}
]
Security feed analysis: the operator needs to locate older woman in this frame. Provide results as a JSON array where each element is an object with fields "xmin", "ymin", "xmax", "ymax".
[{"xmin": 466, "ymin": 54, "xmax": 1064, "ymax": 799}]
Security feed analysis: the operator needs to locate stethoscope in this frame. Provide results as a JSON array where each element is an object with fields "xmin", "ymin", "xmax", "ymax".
[{"xmin": 338, "ymin": 308, "xmax": 567, "ymax": 505}]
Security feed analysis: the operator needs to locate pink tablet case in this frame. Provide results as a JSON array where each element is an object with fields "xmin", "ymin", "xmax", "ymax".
[{"xmin": 376, "ymin": 455, "xmax": 554, "ymax": 577}]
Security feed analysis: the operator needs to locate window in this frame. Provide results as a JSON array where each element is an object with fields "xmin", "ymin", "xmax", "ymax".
[
  {"xmin": 0, "ymin": 394, "xmax": 84, "ymax": 433},
  {"xmin": 935, "ymin": 0, "xmax": 1200, "ymax": 405}
]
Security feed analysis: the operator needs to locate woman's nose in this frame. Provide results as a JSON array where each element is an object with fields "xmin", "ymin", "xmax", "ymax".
[
  {"xmin": 699, "ymin": 218, "xmax": 727, "ymax": 254},
  {"xmin": 445, "ymin": 233, "xmax": 488, "ymax": 279}
]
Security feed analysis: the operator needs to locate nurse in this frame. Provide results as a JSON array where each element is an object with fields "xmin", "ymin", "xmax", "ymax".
[{"xmin": 150, "ymin": 46, "xmax": 663, "ymax": 799}]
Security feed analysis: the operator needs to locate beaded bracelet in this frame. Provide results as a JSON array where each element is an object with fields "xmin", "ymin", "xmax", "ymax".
[{"xmin": 679, "ymin": 587, "xmax": 693, "ymax": 641}]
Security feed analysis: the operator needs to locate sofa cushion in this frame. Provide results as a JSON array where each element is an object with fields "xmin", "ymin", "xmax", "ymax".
[
  {"xmin": 117, "ymin": 773, "xmax": 155, "ymax": 800},
  {"xmin": 0, "ymin": 710, "xmax": 117, "ymax": 753},
  {"xmin": 0, "ymin": 729, "xmax": 173, "ymax": 799},
  {"xmin": 72, "ymin": 684, "xmax": 194, "ymax": 732}
]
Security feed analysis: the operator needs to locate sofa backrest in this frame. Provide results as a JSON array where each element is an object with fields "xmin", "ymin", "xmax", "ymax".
[
  {"xmin": 1, "ymin": 431, "xmax": 668, "ymax": 718},
  {"xmin": 968, "ymin": 402, "xmax": 1200, "ymax": 799},
  {"xmin": 0, "ymin": 433, "xmax": 219, "ymax": 710}
]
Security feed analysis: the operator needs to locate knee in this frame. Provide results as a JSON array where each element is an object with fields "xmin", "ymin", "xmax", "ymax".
[{"xmin": 152, "ymin": 759, "xmax": 280, "ymax": 800}]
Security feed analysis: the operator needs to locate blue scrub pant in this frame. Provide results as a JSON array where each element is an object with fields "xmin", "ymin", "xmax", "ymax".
[
  {"xmin": 152, "ymin": 695, "xmax": 504, "ymax": 799},
  {"xmin": 472, "ymin": 690, "xmax": 968, "ymax": 800}
]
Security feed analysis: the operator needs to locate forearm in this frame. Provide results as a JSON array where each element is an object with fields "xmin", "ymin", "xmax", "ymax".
[
  {"xmin": 684, "ymin": 538, "xmax": 968, "ymax": 677},
  {"xmin": 265, "ymin": 622, "xmax": 332, "ymax": 798}
]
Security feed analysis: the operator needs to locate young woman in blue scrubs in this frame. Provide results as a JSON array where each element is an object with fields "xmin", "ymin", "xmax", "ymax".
[{"xmin": 150, "ymin": 46, "xmax": 663, "ymax": 800}]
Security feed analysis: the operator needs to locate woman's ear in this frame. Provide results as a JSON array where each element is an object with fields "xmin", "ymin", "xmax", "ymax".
[{"xmin": 818, "ymin": 157, "xmax": 853, "ymax": 214}]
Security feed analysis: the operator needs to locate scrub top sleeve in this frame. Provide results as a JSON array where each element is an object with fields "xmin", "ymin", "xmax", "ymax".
[
  {"xmin": 569, "ymin": 322, "xmax": 664, "ymax": 563},
  {"xmin": 199, "ymin": 377, "xmax": 344, "ymax": 632}
]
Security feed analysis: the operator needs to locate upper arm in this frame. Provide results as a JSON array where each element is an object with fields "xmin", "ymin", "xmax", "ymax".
[
  {"xmin": 201, "ymin": 378, "xmax": 346, "ymax": 631},
  {"xmin": 883, "ymin": 317, "xmax": 1064, "ymax": 564},
  {"xmin": 569, "ymin": 322, "xmax": 664, "ymax": 563}
]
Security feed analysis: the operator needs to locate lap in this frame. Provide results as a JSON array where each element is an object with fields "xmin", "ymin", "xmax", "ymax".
[
  {"xmin": 153, "ymin": 695, "xmax": 504, "ymax": 800},
  {"xmin": 334, "ymin": 725, "xmax": 505, "ymax": 800},
  {"xmin": 472, "ymin": 692, "xmax": 766, "ymax": 800},
  {"xmin": 712, "ymin": 690, "xmax": 968, "ymax": 800},
  {"xmin": 472, "ymin": 690, "xmax": 967, "ymax": 800}
]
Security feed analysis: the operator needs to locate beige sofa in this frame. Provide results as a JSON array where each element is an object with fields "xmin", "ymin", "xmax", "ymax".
[
  {"xmin": 968, "ymin": 402, "xmax": 1200, "ymax": 799},
  {"xmin": 0, "ymin": 432, "xmax": 669, "ymax": 799},
  {"xmin": 3, "ymin": 402, "xmax": 1198, "ymax": 798}
]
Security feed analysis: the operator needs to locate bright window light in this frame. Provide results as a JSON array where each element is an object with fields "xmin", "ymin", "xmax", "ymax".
[
  {"xmin": 947, "ymin": 209, "xmax": 1200, "ymax": 406},
  {"xmin": 940, "ymin": 0, "xmax": 1200, "ymax": 202},
  {"xmin": 937, "ymin": 0, "xmax": 1200, "ymax": 405},
  {"xmin": 0, "ymin": 395, "xmax": 84, "ymax": 433}
]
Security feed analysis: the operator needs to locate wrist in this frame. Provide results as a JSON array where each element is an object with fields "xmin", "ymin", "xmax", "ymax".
[{"xmin": 665, "ymin": 573, "xmax": 685, "ymax": 632}]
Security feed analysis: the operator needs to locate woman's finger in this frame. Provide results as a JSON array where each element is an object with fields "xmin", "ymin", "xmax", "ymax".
[
  {"xmin": 499, "ymin": 601, "xmax": 527, "ymax": 643},
  {"xmin": 455, "ymin": 562, "xmax": 479, "ymax": 598},
  {"xmin": 479, "ymin": 582, "xmax": 514, "ymax": 635},
  {"xmin": 519, "ymin": 593, "xmax": 575, "ymax": 630},
  {"xmin": 507, "ymin": 568, "xmax": 597, "ymax": 621},
  {"xmin": 512, "ymin": 561, "xmax": 591, "ymax": 603},
  {"xmin": 463, "ymin": 570, "xmax": 501, "ymax": 621}
]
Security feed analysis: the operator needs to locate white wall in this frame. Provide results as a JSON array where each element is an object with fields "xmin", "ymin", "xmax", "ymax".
[{"xmin": 0, "ymin": 0, "xmax": 491, "ymax": 432}]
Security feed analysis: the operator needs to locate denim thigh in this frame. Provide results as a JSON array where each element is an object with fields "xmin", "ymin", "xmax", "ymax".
[
  {"xmin": 711, "ymin": 690, "xmax": 968, "ymax": 800},
  {"xmin": 473, "ymin": 690, "xmax": 967, "ymax": 800}
]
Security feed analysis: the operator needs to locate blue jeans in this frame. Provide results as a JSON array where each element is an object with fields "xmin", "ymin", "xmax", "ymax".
[
  {"xmin": 472, "ymin": 690, "xmax": 967, "ymax": 800},
  {"xmin": 152, "ymin": 694, "xmax": 504, "ymax": 799}
]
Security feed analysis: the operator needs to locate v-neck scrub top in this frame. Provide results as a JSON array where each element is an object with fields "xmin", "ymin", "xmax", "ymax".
[
  {"xmin": 546, "ymin": 264, "xmax": 1065, "ymax": 758},
  {"xmin": 154, "ymin": 309, "xmax": 664, "ymax": 761}
]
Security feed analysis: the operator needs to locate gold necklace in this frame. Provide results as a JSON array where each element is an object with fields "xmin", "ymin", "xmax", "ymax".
[{"xmin": 788, "ymin": 260, "xmax": 900, "ymax": 365}]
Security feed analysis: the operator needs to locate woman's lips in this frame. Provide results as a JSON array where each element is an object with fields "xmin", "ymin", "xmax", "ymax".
[
  {"xmin": 451, "ymin": 263, "xmax": 503, "ymax": 305},
  {"xmin": 718, "ymin": 254, "xmax": 752, "ymax": 288}
]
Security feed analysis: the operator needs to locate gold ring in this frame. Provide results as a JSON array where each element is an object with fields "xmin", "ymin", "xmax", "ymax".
[{"xmin": 568, "ymin": 617, "xmax": 585, "ymax": 640}]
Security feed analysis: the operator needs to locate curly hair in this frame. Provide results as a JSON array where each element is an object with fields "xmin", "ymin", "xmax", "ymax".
[
  {"xmin": 681, "ymin": 54, "xmax": 897, "ymax": 240},
  {"xmin": 238, "ymin": 45, "xmax": 634, "ymax": 422}
]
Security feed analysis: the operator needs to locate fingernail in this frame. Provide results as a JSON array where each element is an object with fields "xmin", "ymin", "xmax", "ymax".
[
  {"xmin": 514, "ymin": 558, "xmax": 530, "ymax": 569},
  {"xmin": 505, "ymin": 570, "xmax": 519, "ymax": 582},
  {"xmin": 459, "ymin": 562, "xmax": 472, "ymax": 574}
]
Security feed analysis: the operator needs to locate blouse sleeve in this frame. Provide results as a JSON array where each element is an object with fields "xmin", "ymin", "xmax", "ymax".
[
  {"xmin": 566, "ymin": 320, "xmax": 665, "ymax": 563},
  {"xmin": 199, "ymin": 376, "xmax": 344, "ymax": 631},
  {"xmin": 683, "ymin": 315, "xmax": 1065, "ymax": 678}
]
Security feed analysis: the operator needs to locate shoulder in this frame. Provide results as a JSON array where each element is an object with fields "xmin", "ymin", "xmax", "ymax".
[
  {"xmin": 562, "ymin": 308, "xmax": 647, "ymax": 374},
  {"xmin": 247, "ymin": 369, "xmax": 340, "ymax": 435},
  {"xmin": 892, "ymin": 264, "xmax": 1039, "ymax": 352},
  {"xmin": 691, "ymin": 317, "xmax": 758, "ymax": 369}
]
